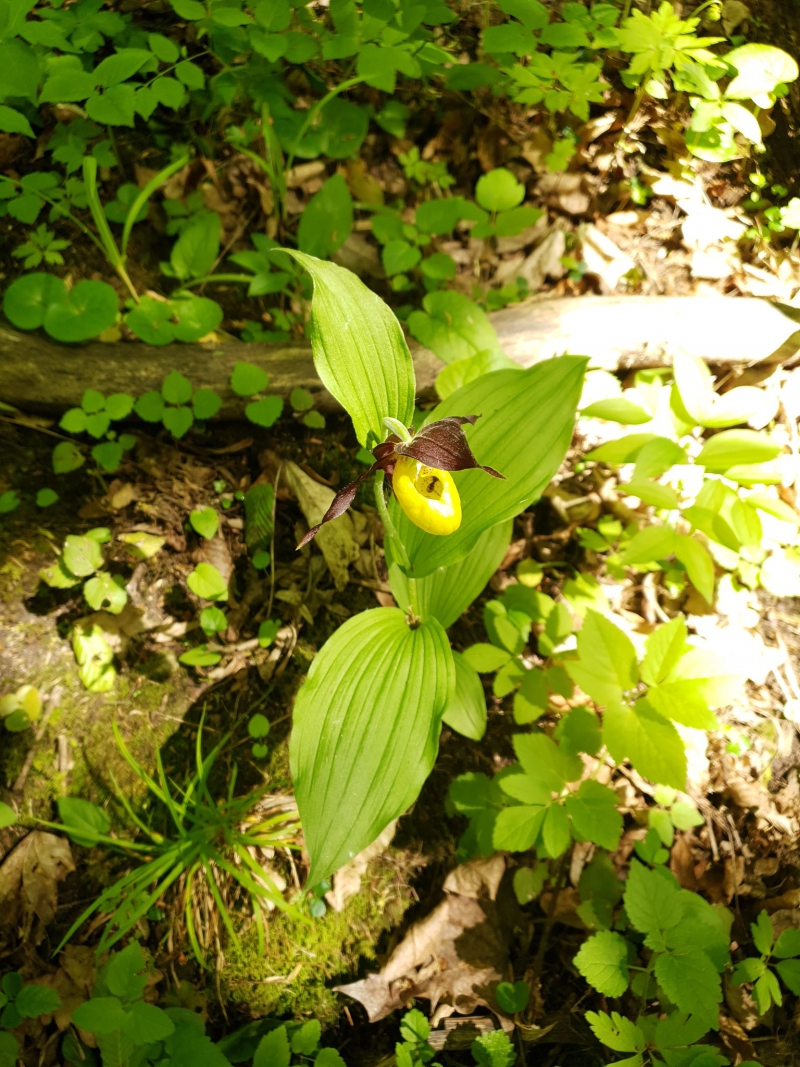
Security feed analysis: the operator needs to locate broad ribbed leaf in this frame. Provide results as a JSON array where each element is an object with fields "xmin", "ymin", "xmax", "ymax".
[
  {"xmin": 388, "ymin": 518, "xmax": 512, "ymax": 628},
  {"xmin": 286, "ymin": 253, "xmax": 415, "ymax": 447},
  {"xmin": 391, "ymin": 358, "xmax": 587, "ymax": 578},
  {"xmin": 290, "ymin": 608, "xmax": 453, "ymax": 882}
]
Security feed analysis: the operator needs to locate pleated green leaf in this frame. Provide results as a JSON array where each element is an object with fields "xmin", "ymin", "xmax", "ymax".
[
  {"xmin": 387, "ymin": 518, "xmax": 512, "ymax": 629},
  {"xmin": 286, "ymin": 252, "xmax": 415, "ymax": 447},
  {"xmin": 391, "ymin": 358, "xmax": 587, "ymax": 578},
  {"xmin": 290, "ymin": 608, "xmax": 454, "ymax": 883}
]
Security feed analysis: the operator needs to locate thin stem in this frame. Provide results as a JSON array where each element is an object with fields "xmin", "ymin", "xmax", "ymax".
[
  {"xmin": 622, "ymin": 82, "xmax": 648, "ymax": 137},
  {"xmin": 5, "ymin": 179, "xmax": 107, "ymax": 260},
  {"xmin": 373, "ymin": 471, "xmax": 411, "ymax": 573},
  {"xmin": 639, "ymin": 953, "xmax": 657, "ymax": 1016},
  {"xmin": 285, "ymin": 75, "xmax": 366, "ymax": 174},
  {"xmin": 266, "ymin": 464, "xmax": 281, "ymax": 621},
  {"xmin": 180, "ymin": 273, "xmax": 259, "ymax": 288},
  {"xmin": 532, "ymin": 850, "xmax": 571, "ymax": 982}
]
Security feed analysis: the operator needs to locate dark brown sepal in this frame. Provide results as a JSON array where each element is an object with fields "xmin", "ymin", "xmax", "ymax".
[
  {"xmin": 394, "ymin": 416, "xmax": 505, "ymax": 479},
  {"xmin": 296, "ymin": 455, "xmax": 393, "ymax": 548}
]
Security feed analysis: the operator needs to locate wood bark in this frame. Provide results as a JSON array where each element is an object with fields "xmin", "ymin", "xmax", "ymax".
[{"xmin": 2, "ymin": 294, "xmax": 799, "ymax": 417}]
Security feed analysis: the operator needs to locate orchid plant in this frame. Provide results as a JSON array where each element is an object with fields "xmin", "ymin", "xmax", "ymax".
[{"xmin": 284, "ymin": 252, "xmax": 586, "ymax": 887}]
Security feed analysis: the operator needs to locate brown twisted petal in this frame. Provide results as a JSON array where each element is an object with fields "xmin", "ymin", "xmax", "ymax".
[
  {"xmin": 393, "ymin": 416, "xmax": 505, "ymax": 478},
  {"xmin": 296, "ymin": 454, "xmax": 394, "ymax": 549}
]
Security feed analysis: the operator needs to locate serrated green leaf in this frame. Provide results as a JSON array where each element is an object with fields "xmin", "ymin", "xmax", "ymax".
[
  {"xmin": 604, "ymin": 698, "xmax": 686, "ymax": 788},
  {"xmin": 513, "ymin": 731, "xmax": 582, "ymax": 789},
  {"xmin": 640, "ymin": 616, "xmax": 688, "ymax": 686},
  {"xmin": 776, "ymin": 958, "xmax": 800, "ymax": 994},
  {"xmin": 574, "ymin": 932, "xmax": 631, "ymax": 997},
  {"xmin": 492, "ymin": 805, "xmax": 545, "ymax": 853},
  {"xmin": 624, "ymin": 860, "xmax": 682, "ymax": 936},
  {"xmin": 471, "ymin": 1029, "xmax": 516, "ymax": 1067},
  {"xmin": 567, "ymin": 610, "xmax": 638, "ymax": 709},
  {"xmin": 513, "ymin": 667, "xmax": 548, "ymax": 724},
  {"xmin": 541, "ymin": 802, "xmax": 571, "ymax": 857},
  {"xmin": 565, "ymin": 780, "xmax": 623, "ymax": 850},
  {"xmin": 585, "ymin": 1011, "xmax": 645, "ymax": 1053},
  {"xmin": 751, "ymin": 910, "xmax": 774, "ymax": 956},
  {"xmin": 655, "ymin": 948, "xmax": 722, "ymax": 1029},
  {"xmin": 774, "ymin": 928, "xmax": 800, "ymax": 959},
  {"xmin": 254, "ymin": 1025, "xmax": 290, "ymax": 1067},
  {"xmin": 674, "ymin": 534, "xmax": 715, "ymax": 604},
  {"xmin": 14, "ymin": 984, "xmax": 61, "ymax": 1019}
]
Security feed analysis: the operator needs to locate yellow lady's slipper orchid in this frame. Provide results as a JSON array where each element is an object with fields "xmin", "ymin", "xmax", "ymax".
[
  {"xmin": 392, "ymin": 456, "xmax": 462, "ymax": 536},
  {"xmin": 297, "ymin": 414, "xmax": 503, "ymax": 548}
]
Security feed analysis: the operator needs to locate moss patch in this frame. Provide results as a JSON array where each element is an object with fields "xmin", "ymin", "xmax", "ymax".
[{"xmin": 222, "ymin": 856, "xmax": 415, "ymax": 1024}]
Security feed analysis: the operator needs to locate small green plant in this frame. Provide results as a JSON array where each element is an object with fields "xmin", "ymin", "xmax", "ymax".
[
  {"xmin": 2, "ymin": 272, "xmax": 119, "ymax": 343},
  {"xmin": 12, "ymin": 224, "xmax": 71, "ymax": 269},
  {"xmin": 586, "ymin": 1009, "xmax": 740, "ymax": 1067},
  {"xmin": 731, "ymin": 910, "xmax": 800, "ymax": 1014},
  {"xmin": 580, "ymin": 352, "xmax": 800, "ymax": 598},
  {"xmin": 0, "ymin": 684, "xmax": 42, "ymax": 733},
  {"xmin": 47, "ymin": 720, "xmax": 301, "ymax": 964},
  {"xmin": 40, "ymin": 525, "xmax": 128, "ymax": 613},
  {"xmin": 290, "ymin": 387, "xmax": 326, "ymax": 430},
  {"xmin": 59, "ymin": 388, "xmax": 137, "ymax": 473},
  {"xmin": 398, "ymin": 146, "xmax": 454, "ymax": 190},
  {"xmin": 0, "ymin": 970, "xmax": 61, "ymax": 1066},
  {"xmin": 577, "ymin": 859, "xmax": 731, "ymax": 1029},
  {"xmin": 134, "ymin": 371, "xmax": 221, "ymax": 438},
  {"xmin": 231, "ymin": 361, "xmax": 284, "ymax": 428}
]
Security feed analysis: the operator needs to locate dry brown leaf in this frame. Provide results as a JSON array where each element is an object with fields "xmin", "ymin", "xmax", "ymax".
[
  {"xmin": 0, "ymin": 832, "xmax": 75, "ymax": 943},
  {"xmin": 284, "ymin": 461, "xmax": 362, "ymax": 591},
  {"xmin": 195, "ymin": 535, "xmax": 234, "ymax": 587},
  {"xmin": 345, "ymin": 159, "xmax": 384, "ymax": 206},
  {"xmin": 335, "ymin": 855, "xmax": 511, "ymax": 1026},
  {"xmin": 581, "ymin": 224, "xmax": 636, "ymax": 292},
  {"xmin": 332, "ymin": 232, "xmax": 385, "ymax": 279},
  {"xmin": 108, "ymin": 482, "xmax": 136, "ymax": 511},
  {"xmin": 511, "ymin": 228, "xmax": 567, "ymax": 290}
]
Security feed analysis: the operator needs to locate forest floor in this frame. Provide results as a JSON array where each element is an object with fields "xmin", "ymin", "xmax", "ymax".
[{"xmin": 2, "ymin": 1, "xmax": 800, "ymax": 1066}]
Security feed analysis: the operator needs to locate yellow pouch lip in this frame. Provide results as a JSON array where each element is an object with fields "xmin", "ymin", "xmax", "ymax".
[{"xmin": 393, "ymin": 456, "xmax": 462, "ymax": 536}]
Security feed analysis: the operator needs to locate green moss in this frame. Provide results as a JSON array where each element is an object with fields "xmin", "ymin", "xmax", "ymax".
[{"xmin": 222, "ymin": 858, "xmax": 414, "ymax": 1024}]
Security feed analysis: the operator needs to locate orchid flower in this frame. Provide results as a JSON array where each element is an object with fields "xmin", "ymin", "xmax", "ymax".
[{"xmin": 297, "ymin": 415, "xmax": 504, "ymax": 548}]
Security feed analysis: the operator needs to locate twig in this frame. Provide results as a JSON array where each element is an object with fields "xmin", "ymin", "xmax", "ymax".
[
  {"xmin": 13, "ymin": 686, "xmax": 62, "ymax": 794},
  {"xmin": 532, "ymin": 850, "xmax": 571, "ymax": 983}
]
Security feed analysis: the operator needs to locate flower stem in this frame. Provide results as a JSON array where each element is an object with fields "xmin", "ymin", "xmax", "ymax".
[{"xmin": 374, "ymin": 471, "xmax": 411, "ymax": 568}]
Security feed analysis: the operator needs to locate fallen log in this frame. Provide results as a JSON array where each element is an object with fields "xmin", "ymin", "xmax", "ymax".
[{"xmin": 2, "ymin": 294, "xmax": 799, "ymax": 417}]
